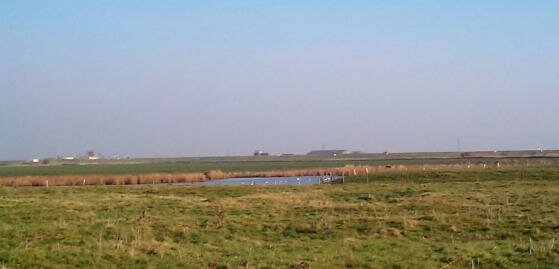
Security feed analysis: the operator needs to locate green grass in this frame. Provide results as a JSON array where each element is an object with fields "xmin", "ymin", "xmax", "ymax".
[
  {"xmin": 0, "ymin": 168, "xmax": 558, "ymax": 268},
  {"xmin": 2, "ymin": 157, "xmax": 558, "ymax": 178},
  {"xmin": 0, "ymin": 160, "xmax": 363, "ymax": 177}
]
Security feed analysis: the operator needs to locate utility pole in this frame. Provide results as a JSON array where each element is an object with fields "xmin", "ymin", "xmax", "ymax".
[{"xmin": 457, "ymin": 137, "xmax": 461, "ymax": 152}]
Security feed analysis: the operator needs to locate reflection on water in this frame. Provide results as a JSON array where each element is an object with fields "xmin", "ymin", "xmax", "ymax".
[{"xmin": 174, "ymin": 176, "xmax": 337, "ymax": 186}]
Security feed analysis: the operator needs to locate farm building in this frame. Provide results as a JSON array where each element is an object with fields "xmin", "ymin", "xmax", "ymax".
[
  {"xmin": 254, "ymin": 150, "xmax": 269, "ymax": 156},
  {"xmin": 87, "ymin": 150, "xmax": 100, "ymax": 160}
]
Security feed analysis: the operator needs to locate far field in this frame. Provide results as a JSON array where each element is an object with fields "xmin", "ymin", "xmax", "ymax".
[
  {"xmin": 0, "ymin": 167, "xmax": 557, "ymax": 268},
  {"xmin": 1, "ymin": 155, "xmax": 558, "ymax": 178}
]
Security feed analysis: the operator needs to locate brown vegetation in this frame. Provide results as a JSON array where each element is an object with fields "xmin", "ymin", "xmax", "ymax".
[{"xmin": 0, "ymin": 172, "xmax": 207, "ymax": 187}]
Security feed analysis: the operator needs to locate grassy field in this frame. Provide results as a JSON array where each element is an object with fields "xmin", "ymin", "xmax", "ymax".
[
  {"xmin": 1, "ymin": 157, "xmax": 558, "ymax": 178},
  {"xmin": 0, "ymin": 167, "xmax": 557, "ymax": 268},
  {"xmin": 0, "ymin": 158, "xmax": 466, "ymax": 177}
]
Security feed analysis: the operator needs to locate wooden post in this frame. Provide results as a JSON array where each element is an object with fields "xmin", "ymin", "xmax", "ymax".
[{"xmin": 366, "ymin": 167, "xmax": 369, "ymax": 184}]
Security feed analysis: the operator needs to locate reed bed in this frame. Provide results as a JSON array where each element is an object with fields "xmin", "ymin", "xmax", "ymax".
[{"xmin": 0, "ymin": 172, "xmax": 207, "ymax": 187}]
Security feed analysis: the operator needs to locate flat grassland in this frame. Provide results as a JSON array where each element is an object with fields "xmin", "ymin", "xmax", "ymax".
[
  {"xmin": 0, "ymin": 168, "xmax": 558, "ymax": 268},
  {"xmin": 2, "ymin": 153, "xmax": 557, "ymax": 178},
  {"xmin": 0, "ymin": 158, "xmax": 513, "ymax": 177}
]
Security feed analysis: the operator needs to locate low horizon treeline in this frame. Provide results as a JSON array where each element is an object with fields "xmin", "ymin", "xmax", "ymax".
[{"xmin": 0, "ymin": 160, "xmax": 555, "ymax": 187}]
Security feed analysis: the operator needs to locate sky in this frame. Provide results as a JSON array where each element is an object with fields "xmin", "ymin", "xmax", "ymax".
[{"xmin": 1, "ymin": 1, "xmax": 558, "ymax": 160}]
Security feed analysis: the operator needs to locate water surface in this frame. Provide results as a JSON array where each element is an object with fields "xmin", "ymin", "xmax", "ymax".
[{"xmin": 175, "ymin": 176, "xmax": 336, "ymax": 186}]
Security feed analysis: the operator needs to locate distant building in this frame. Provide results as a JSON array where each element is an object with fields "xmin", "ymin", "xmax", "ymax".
[
  {"xmin": 254, "ymin": 150, "xmax": 269, "ymax": 156},
  {"xmin": 307, "ymin": 150, "xmax": 359, "ymax": 157},
  {"xmin": 87, "ymin": 150, "xmax": 99, "ymax": 160},
  {"xmin": 61, "ymin": 156, "xmax": 75, "ymax": 160},
  {"xmin": 32, "ymin": 159, "xmax": 39, "ymax": 163}
]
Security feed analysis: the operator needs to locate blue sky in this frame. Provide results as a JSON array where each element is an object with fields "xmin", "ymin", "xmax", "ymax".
[{"xmin": 1, "ymin": 1, "xmax": 558, "ymax": 160}]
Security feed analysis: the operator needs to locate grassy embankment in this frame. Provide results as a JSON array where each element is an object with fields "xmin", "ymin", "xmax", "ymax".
[{"xmin": 0, "ymin": 167, "xmax": 558, "ymax": 268}]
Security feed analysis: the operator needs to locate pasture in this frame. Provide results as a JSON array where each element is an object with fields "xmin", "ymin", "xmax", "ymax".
[{"xmin": 0, "ymin": 167, "xmax": 557, "ymax": 268}]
